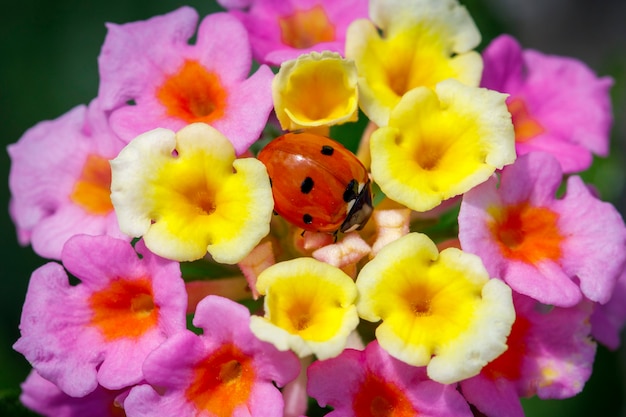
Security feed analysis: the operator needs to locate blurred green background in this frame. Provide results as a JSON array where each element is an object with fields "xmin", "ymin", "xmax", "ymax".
[{"xmin": 1, "ymin": 0, "xmax": 625, "ymax": 415}]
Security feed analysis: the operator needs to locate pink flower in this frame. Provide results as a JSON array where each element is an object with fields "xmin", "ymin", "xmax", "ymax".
[
  {"xmin": 123, "ymin": 295, "xmax": 300, "ymax": 417},
  {"xmin": 481, "ymin": 34, "xmax": 613, "ymax": 173},
  {"xmin": 97, "ymin": 7, "xmax": 274, "ymax": 155},
  {"xmin": 460, "ymin": 293, "xmax": 596, "ymax": 417},
  {"xmin": 591, "ymin": 266, "xmax": 626, "ymax": 350},
  {"xmin": 307, "ymin": 341, "xmax": 473, "ymax": 417},
  {"xmin": 13, "ymin": 235, "xmax": 187, "ymax": 397},
  {"xmin": 7, "ymin": 100, "xmax": 128, "ymax": 260},
  {"xmin": 20, "ymin": 371, "xmax": 127, "ymax": 417},
  {"xmin": 227, "ymin": 0, "xmax": 368, "ymax": 66},
  {"xmin": 458, "ymin": 152, "xmax": 626, "ymax": 307}
]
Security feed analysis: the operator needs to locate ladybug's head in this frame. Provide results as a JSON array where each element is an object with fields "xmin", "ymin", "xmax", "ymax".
[{"xmin": 340, "ymin": 180, "xmax": 373, "ymax": 233}]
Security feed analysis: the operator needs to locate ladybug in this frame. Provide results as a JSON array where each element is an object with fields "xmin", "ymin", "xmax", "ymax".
[{"xmin": 257, "ymin": 131, "xmax": 373, "ymax": 234}]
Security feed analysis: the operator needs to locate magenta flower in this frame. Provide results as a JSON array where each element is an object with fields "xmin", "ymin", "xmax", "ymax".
[
  {"xmin": 20, "ymin": 371, "xmax": 127, "ymax": 417},
  {"xmin": 460, "ymin": 293, "xmax": 596, "ymax": 417},
  {"xmin": 591, "ymin": 266, "xmax": 626, "ymax": 350},
  {"xmin": 481, "ymin": 34, "xmax": 613, "ymax": 173},
  {"xmin": 97, "ymin": 7, "xmax": 274, "ymax": 155},
  {"xmin": 458, "ymin": 152, "xmax": 626, "ymax": 307},
  {"xmin": 13, "ymin": 235, "xmax": 187, "ymax": 398},
  {"xmin": 227, "ymin": 0, "xmax": 368, "ymax": 66},
  {"xmin": 307, "ymin": 341, "xmax": 473, "ymax": 417},
  {"xmin": 123, "ymin": 295, "xmax": 300, "ymax": 417},
  {"xmin": 7, "ymin": 100, "xmax": 128, "ymax": 260}
]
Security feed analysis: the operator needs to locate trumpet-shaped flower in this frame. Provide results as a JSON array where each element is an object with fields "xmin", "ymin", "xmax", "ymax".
[
  {"xmin": 460, "ymin": 293, "xmax": 596, "ymax": 417},
  {"xmin": 458, "ymin": 152, "xmax": 626, "ymax": 307},
  {"xmin": 370, "ymin": 79, "xmax": 516, "ymax": 212},
  {"xmin": 250, "ymin": 257, "xmax": 359, "ymax": 359},
  {"xmin": 110, "ymin": 123, "xmax": 273, "ymax": 263},
  {"xmin": 123, "ymin": 296, "xmax": 300, "ymax": 417},
  {"xmin": 227, "ymin": 0, "xmax": 368, "ymax": 66},
  {"xmin": 13, "ymin": 235, "xmax": 187, "ymax": 397},
  {"xmin": 8, "ymin": 100, "xmax": 128, "ymax": 260},
  {"xmin": 481, "ymin": 35, "xmax": 613, "ymax": 173},
  {"xmin": 272, "ymin": 51, "xmax": 359, "ymax": 131},
  {"xmin": 98, "ymin": 7, "xmax": 273, "ymax": 155},
  {"xmin": 356, "ymin": 232, "xmax": 515, "ymax": 384},
  {"xmin": 346, "ymin": 0, "xmax": 482, "ymax": 126},
  {"xmin": 20, "ymin": 371, "xmax": 127, "ymax": 417},
  {"xmin": 307, "ymin": 341, "xmax": 473, "ymax": 417}
]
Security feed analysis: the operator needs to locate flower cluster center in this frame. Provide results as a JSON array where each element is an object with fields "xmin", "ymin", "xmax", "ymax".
[
  {"xmin": 186, "ymin": 344, "xmax": 254, "ymax": 417},
  {"xmin": 157, "ymin": 60, "xmax": 227, "ymax": 123},
  {"xmin": 71, "ymin": 154, "xmax": 113, "ymax": 215},
  {"xmin": 491, "ymin": 203, "xmax": 563, "ymax": 263},
  {"xmin": 88, "ymin": 277, "xmax": 158, "ymax": 340},
  {"xmin": 507, "ymin": 97, "xmax": 544, "ymax": 143},
  {"xmin": 279, "ymin": 5, "xmax": 336, "ymax": 49},
  {"xmin": 352, "ymin": 375, "xmax": 416, "ymax": 417}
]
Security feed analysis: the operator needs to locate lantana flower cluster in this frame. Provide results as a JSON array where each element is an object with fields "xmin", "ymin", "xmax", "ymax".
[{"xmin": 7, "ymin": 0, "xmax": 625, "ymax": 416}]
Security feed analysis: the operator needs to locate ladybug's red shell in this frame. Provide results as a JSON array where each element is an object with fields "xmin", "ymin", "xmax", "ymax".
[{"xmin": 258, "ymin": 132, "xmax": 373, "ymax": 234}]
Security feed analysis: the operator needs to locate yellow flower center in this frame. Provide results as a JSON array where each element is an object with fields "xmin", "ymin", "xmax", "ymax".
[
  {"xmin": 279, "ymin": 5, "xmax": 336, "ymax": 49},
  {"xmin": 281, "ymin": 55, "xmax": 357, "ymax": 124},
  {"xmin": 386, "ymin": 265, "xmax": 481, "ymax": 349},
  {"xmin": 384, "ymin": 30, "xmax": 453, "ymax": 97},
  {"xmin": 71, "ymin": 154, "xmax": 113, "ymax": 215},
  {"xmin": 268, "ymin": 281, "xmax": 345, "ymax": 341},
  {"xmin": 156, "ymin": 60, "xmax": 227, "ymax": 123}
]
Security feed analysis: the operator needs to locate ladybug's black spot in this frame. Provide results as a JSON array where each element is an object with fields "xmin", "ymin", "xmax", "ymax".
[
  {"xmin": 300, "ymin": 177, "xmax": 314, "ymax": 194},
  {"xmin": 321, "ymin": 145, "xmax": 334, "ymax": 156},
  {"xmin": 343, "ymin": 179, "xmax": 358, "ymax": 202},
  {"xmin": 303, "ymin": 213, "xmax": 313, "ymax": 224}
]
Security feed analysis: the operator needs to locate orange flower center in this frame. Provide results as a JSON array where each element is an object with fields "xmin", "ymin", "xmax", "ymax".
[
  {"xmin": 490, "ymin": 203, "xmax": 563, "ymax": 264},
  {"xmin": 156, "ymin": 60, "xmax": 227, "ymax": 123},
  {"xmin": 482, "ymin": 315, "xmax": 531, "ymax": 381},
  {"xmin": 279, "ymin": 5, "xmax": 336, "ymax": 49},
  {"xmin": 186, "ymin": 343, "xmax": 255, "ymax": 417},
  {"xmin": 507, "ymin": 97, "xmax": 544, "ymax": 143},
  {"xmin": 88, "ymin": 277, "xmax": 158, "ymax": 341},
  {"xmin": 70, "ymin": 154, "xmax": 113, "ymax": 215},
  {"xmin": 352, "ymin": 374, "xmax": 417, "ymax": 417}
]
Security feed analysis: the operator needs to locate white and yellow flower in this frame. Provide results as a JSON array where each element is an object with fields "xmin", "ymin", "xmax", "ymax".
[
  {"xmin": 110, "ymin": 122, "xmax": 273, "ymax": 263},
  {"xmin": 356, "ymin": 232, "xmax": 515, "ymax": 384},
  {"xmin": 272, "ymin": 51, "xmax": 359, "ymax": 131},
  {"xmin": 370, "ymin": 79, "xmax": 516, "ymax": 212},
  {"xmin": 250, "ymin": 257, "xmax": 359, "ymax": 360},
  {"xmin": 346, "ymin": 0, "xmax": 483, "ymax": 126}
]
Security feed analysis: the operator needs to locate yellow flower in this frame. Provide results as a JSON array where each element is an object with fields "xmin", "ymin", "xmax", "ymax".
[
  {"xmin": 272, "ymin": 51, "xmax": 359, "ymax": 131},
  {"xmin": 356, "ymin": 232, "xmax": 515, "ymax": 384},
  {"xmin": 370, "ymin": 79, "xmax": 516, "ymax": 212},
  {"xmin": 250, "ymin": 257, "xmax": 359, "ymax": 360},
  {"xmin": 110, "ymin": 123, "xmax": 273, "ymax": 263},
  {"xmin": 346, "ymin": 0, "xmax": 482, "ymax": 126}
]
